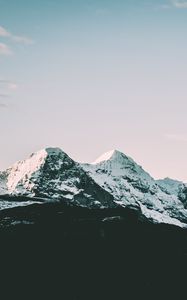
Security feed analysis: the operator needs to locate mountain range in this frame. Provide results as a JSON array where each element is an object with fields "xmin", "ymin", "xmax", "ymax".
[{"xmin": 0, "ymin": 147, "xmax": 187, "ymax": 228}]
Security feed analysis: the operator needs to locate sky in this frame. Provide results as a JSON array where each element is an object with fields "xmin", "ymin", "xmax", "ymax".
[{"xmin": 0, "ymin": 0, "xmax": 187, "ymax": 181}]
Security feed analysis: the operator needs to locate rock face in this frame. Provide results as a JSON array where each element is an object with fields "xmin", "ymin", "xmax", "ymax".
[
  {"xmin": 157, "ymin": 177, "xmax": 184, "ymax": 196},
  {"xmin": 82, "ymin": 150, "xmax": 187, "ymax": 227},
  {"xmin": 157, "ymin": 177, "xmax": 187, "ymax": 207},
  {"xmin": 0, "ymin": 171, "xmax": 7, "ymax": 195},
  {"xmin": 0, "ymin": 148, "xmax": 115, "ymax": 208},
  {"xmin": 0, "ymin": 147, "xmax": 187, "ymax": 227}
]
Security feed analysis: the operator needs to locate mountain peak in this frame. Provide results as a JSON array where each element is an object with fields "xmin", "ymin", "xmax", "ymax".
[
  {"xmin": 91, "ymin": 149, "xmax": 124, "ymax": 164},
  {"xmin": 1, "ymin": 146, "xmax": 187, "ymax": 228},
  {"xmin": 30, "ymin": 147, "xmax": 64, "ymax": 158},
  {"xmin": 6, "ymin": 147, "xmax": 72, "ymax": 194},
  {"xmin": 28, "ymin": 147, "xmax": 70, "ymax": 162},
  {"xmin": 45, "ymin": 147, "xmax": 63, "ymax": 155}
]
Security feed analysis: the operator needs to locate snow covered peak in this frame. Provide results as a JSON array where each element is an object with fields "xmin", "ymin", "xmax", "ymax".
[
  {"xmin": 92, "ymin": 149, "xmax": 128, "ymax": 164},
  {"xmin": 1, "ymin": 146, "xmax": 187, "ymax": 228},
  {"xmin": 6, "ymin": 147, "xmax": 72, "ymax": 194},
  {"xmin": 9, "ymin": 147, "xmax": 67, "ymax": 176},
  {"xmin": 44, "ymin": 147, "xmax": 64, "ymax": 155},
  {"xmin": 83, "ymin": 148, "xmax": 156, "ymax": 204},
  {"xmin": 30, "ymin": 147, "xmax": 64, "ymax": 159},
  {"xmin": 7, "ymin": 149, "xmax": 48, "ymax": 193},
  {"xmin": 90, "ymin": 149, "xmax": 147, "ymax": 178}
]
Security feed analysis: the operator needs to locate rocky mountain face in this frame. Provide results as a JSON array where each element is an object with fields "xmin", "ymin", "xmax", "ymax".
[
  {"xmin": 157, "ymin": 177, "xmax": 184, "ymax": 196},
  {"xmin": 0, "ymin": 147, "xmax": 187, "ymax": 227},
  {"xmin": 157, "ymin": 177, "xmax": 187, "ymax": 207},
  {"xmin": 82, "ymin": 150, "xmax": 187, "ymax": 227},
  {"xmin": 0, "ymin": 148, "xmax": 115, "ymax": 209}
]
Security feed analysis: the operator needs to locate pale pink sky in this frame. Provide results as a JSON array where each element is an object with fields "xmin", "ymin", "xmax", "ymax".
[{"xmin": 0, "ymin": 0, "xmax": 187, "ymax": 182}]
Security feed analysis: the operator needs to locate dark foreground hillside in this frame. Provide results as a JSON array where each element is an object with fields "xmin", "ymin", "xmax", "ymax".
[{"xmin": 0, "ymin": 202, "xmax": 187, "ymax": 300}]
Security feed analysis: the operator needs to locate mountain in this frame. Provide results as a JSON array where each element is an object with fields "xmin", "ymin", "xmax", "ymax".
[
  {"xmin": 157, "ymin": 177, "xmax": 187, "ymax": 206},
  {"xmin": 0, "ymin": 147, "xmax": 187, "ymax": 227},
  {"xmin": 0, "ymin": 171, "xmax": 7, "ymax": 195},
  {"xmin": 0, "ymin": 148, "xmax": 116, "ymax": 209},
  {"xmin": 82, "ymin": 150, "xmax": 187, "ymax": 227},
  {"xmin": 157, "ymin": 177, "xmax": 184, "ymax": 196}
]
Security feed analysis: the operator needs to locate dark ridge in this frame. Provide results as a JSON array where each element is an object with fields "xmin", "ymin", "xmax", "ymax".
[{"xmin": 0, "ymin": 201, "xmax": 187, "ymax": 299}]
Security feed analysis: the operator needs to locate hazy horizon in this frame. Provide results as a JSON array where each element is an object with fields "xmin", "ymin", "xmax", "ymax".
[{"xmin": 1, "ymin": 0, "xmax": 187, "ymax": 182}]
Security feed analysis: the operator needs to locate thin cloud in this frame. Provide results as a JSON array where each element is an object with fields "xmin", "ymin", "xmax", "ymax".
[
  {"xmin": 0, "ymin": 25, "xmax": 34, "ymax": 45},
  {"xmin": 8, "ymin": 83, "xmax": 18, "ymax": 90},
  {"xmin": 158, "ymin": 4, "xmax": 172, "ymax": 9},
  {"xmin": 0, "ymin": 103, "xmax": 7, "ymax": 108},
  {"xmin": 0, "ymin": 80, "xmax": 18, "ymax": 98},
  {"xmin": 0, "ymin": 26, "xmax": 10, "ymax": 37},
  {"xmin": 165, "ymin": 134, "xmax": 187, "ymax": 142},
  {"xmin": 0, "ymin": 79, "xmax": 10, "ymax": 83},
  {"xmin": 172, "ymin": 0, "xmax": 187, "ymax": 8},
  {"xmin": 0, "ymin": 80, "xmax": 18, "ymax": 87},
  {"xmin": 156, "ymin": 1, "xmax": 187, "ymax": 10},
  {"xmin": 12, "ymin": 35, "xmax": 33, "ymax": 45},
  {"xmin": 0, "ymin": 43, "xmax": 12, "ymax": 55},
  {"xmin": 0, "ymin": 93, "xmax": 9, "ymax": 98}
]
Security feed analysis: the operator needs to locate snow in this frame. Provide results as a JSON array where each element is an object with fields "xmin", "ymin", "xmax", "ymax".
[
  {"xmin": 92, "ymin": 150, "xmax": 117, "ymax": 164},
  {"xmin": 83, "ymin": 150, "xmax": 156, "ymax": 207},
  {"xmin": 45, "ymin": 147, "xmax": 63, "ymax": 155},
  {"xmin": 0, "ymin": 172, "xmax": 8, "ymax": 195},
  {"xmin": 0, "ymin": 199, "xmax": 42, "ymax": 211},
  {"xmin": 82, "ymin": 150, "xmax": 187, "ymax": 228},
  {"xmin": 140, "ymin": 204, "xmax": 187, "ymax": 228},
  {"xmin": 63, "ymin": 194, "xmax": 74, "ymax": 200},
  {"xmin": 5, "ymin": 147, "xmax": 73, "ymax": 196},
  {"xmin": 157, "ymin": 177, "xmax": 185, "ymax": 196},
  {"xmin": 7, "ymin": 149, "xmax": 49, "ymax": 193},
  {"xmin": 11, "ymin": 220, "xmax": 34, "ymax": 226},
  {"xmin": 0, "ymin": 147, "xmax": 187, "ymax": 228},
  {"xmin": 102, "ymin": 216, "xmax": 123, "ymax": 222},
  {"xmin": 60, "ymin": 182, "xmax": 80, "ymax": 194},
  {"xmin": 0, "ymin": 185, "xmax": 7, "ymax": 195}
]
